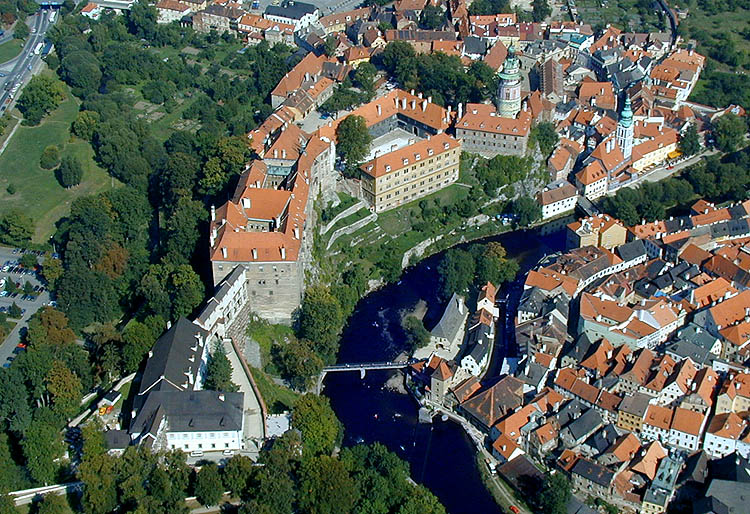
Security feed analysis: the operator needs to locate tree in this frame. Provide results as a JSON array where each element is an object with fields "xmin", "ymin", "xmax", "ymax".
[
  {"xmin": 127, "ymin": 0, "xmax": 158, "ymax": 39},
  {"xmin": 323, "ymin": 35, "xmax": 337, "ymax": 57},
  {"xmin": 195, "ymin": 462, "xmax": 223, "ymax": 506},
  {"xmin": 23, "ymin": 281, "xmax": 33, "ymax": 295},
  {"xmin": 8, "ymin": 303, "xmax": 21, "ymax": 319},
  {"xmin": 678, "ymin": 123, "xmax": 701, "ymax": 156},
  {"xmin": 0, "ymin": 211, "xmax": 33, "ymax": 246},
  {"xmin": 60, "ymin": 51, "xmax": 102, "ymax": 96},
  {"xmin": 121, "ymin": 318, "xmax": 161, "ymax": 373},
  {"xmin": 0, "ymin": 494, "xmax": 17, "ymax": 514},
  {"xmin": 204, "ymin": 344, "xmax": 239, "ymax": 392},
  {"xmin": 292, "ymin": 394, "xmax": 341, "ymax": 457},
  {"xmin": 274, "ymin": 339, "xmax": 324, "ymax": 391},
  {"xmin": 531, "ymin": 122, "xmax": 559, "ymax": 157},
  {"xmin": 20, "ymin": 253, "xmax": 37, "ymax": 269},
  {"xmin": 40, "ymin": 146, "xmax": 61, "ymax": 170},
  {"xmin": 71, "ymin": 110, "xmax": 100, "ymax": 141},
  {"xmin": 45, "ymin": 361, "xmax": 82, "ymax": 419},
  {"xmin": 354, "ymin": 62, "xmax": 377, "ymax": 98},
  {"xmin": 299, "ymin": 455, "xmax": 359, "ymax": 514},
  {"xmin": 513, "ymin": 195, "xmax": 542, "ymax": 227},
  {"xmin": 36, "ymin": 493, "xmax": 71, "ymax": 514},
  {"xmin": 397, "ymin": 485, "xmax": 446, "ymax": 514},
  {"xmin": 715, "ymin": 113, "xmax": 747, "ymax": 152},
  {"xmin": 437, "ymin": 249, "xmax": 475, "ymax": 301},
  {"xmin": 419, "ymin": 5, "xmax": 445, "ymax": 30},
  {"xmin": 298, "ymin": 285, "xmax": 343, "ymax": 365},
  {"xmin": 57, "ymin": 155, "xmax": 84, "ymax": 188},
  {"xmin": 538, "ymin": 472, "xmax": 571, "ymax": 514},
  {"xmin": 13, "ymin": 20, "xmax": 29, "ymax": 40},
  {"xmin": 22, "ymin": 411, "xmax": 64, "ymax": 484},
  {"xmin": 403, "ymin": 316, "xmax": 430, "ymax": 352},
  {"xmin": 19, "ymin": 76, "xmax": 66, "ymax": 125},
  {"xmin": 532, "ymin": 0, "xmax": 552, "ymax": 22},
  {"xmin": 222, "ymin": 455, "xmax": 255, "ymax": 498},
  {"xmin": 335, "ymin": 115, "xmax": 372, "ymax": 176}
]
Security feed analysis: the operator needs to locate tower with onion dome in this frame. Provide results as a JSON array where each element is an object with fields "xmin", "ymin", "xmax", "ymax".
[
  {"xmin": 496, "ymin": 45, "xmax": 522, "ymax": 118},
  {"xmin": 617, "ymin": 96, "xmax": 634, "ymax": 160}
]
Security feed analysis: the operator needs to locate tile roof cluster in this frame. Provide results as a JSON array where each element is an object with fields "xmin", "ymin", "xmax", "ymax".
[
  {"xmin": 457, "ymin": 102, "xmax": 532, "ymax": 137},
  {"xmin": 361, "ymin": 132, "xmax": 460, "ymax": 178}
]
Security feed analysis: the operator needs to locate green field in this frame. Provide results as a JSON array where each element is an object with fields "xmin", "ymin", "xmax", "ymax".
[
  {"xmin": 0, "ymin": 77, "xmax": 119, "ymax": 244},
  {"xmin": 0, "ymin": 39, "xmax": 24, "ymax": 64}
]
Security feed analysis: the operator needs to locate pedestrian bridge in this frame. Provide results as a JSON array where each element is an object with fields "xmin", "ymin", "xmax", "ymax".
[{"xmin": 316, "ymin": 359, "xmax": 421, "ymax": 393}]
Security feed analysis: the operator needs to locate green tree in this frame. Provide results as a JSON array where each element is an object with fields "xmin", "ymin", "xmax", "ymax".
[
  {"xmin": 195, "ymin": 462, "xmax": 223, "ymax": 506},
  {"xmin": 127, "ymin": 0, "xmax": 158, "ymax": 39},
  {"xmin": 419, "ymin": 5, "xmax": 445, "ymax": 30},
  {"xmin": 335, "ymin": 115, "xmax": 372, "ymax": 177},
  {"xmin": 353, "ymin": 62, "xmax": 377, "ymax": 98},
  {"xmin": 437, "ymin": 249, "xmax": 475, "ymax": 301},
  {"xmin": 531, "ymin": 122, "xmax": 559, "ymax": 158},
  {"xmin": 8, "ymin": 303, "xmax": 21, "ymax": 319},
  {"xmin": 121, "ymin": 318, "xmax": 161, "ymax": 373},
  {"xmin": 513, "ymin": 195, "xmax": 542, "ymax": 227},
  {"xmin": 60, "ymin": 51, "xmax": 102, "ymax": 96},
  {"xmin": 57, "ymin": 155, "xmax": 84, "ymax": 188},
  {"xmin": 323, "ymin": 35, "xmax": 337, "ymax": 57},
  {"xmin": 222, "ymin": 455, "xmax": 255, "ymax": 498},
  {"xmin": 18, "ymin": 76, "xmax": 66, "ymax": 125},
  {"xmin": 20, "ymin": 253, "xmax": 37, "ymax": 268},
  {"xmin": 45, "ymin": 361, "xmax": 82, "ymax": 419},
  {"xmin": 71, "ymin": 110, "xmax": 100, "ymax": 141},
  {"xmin": 397, "ymin": 485, "xmax": 446, "ymax": 514},
  {"xmin": 532, "ymin": 0, "xmax": 552, "ymax": 22},
  {"xmin": 678, "ymin": 123, "xmax": 701, "ymax": 156},
  {"xmin": 0, "ymin": 211, "xmax": 33, "ymax": 246},
  {"xmin": 13, "ymin": 20, "xmax": 29, "ymax": 40},
  {"xmin": 403, "ymin": 316, "xmax": 430, "ymax": 352},
  {"xmin": 0, "ymin": 493, "xmax": 17, "ymax": 514},
  {"xmin": 292, "ymin": 394, "xmax": 341, "ymax": 457},
  {"xmin": 36, "ymin": 492, "xmax": 71, "ymax": 514},
  {"xmin": 274, "ymin": 338, "xmax": 324, "ymax": 391},
  {"xmin": 715, "ymin": 113, "xmax": 747, "ymax": 152},
  {"xmin": 298, "ymin": 285, "xmax": 343, "ymax": 365},
  {"xmin": 538, "ymin": 472, "xmax": 571, "ymax": 514},
  {"xmin": 299, "ymin": 455, "xmax": 359, "ymax": 514},
  {"xmin": 22, "ymin": 411, "xmax": 64, "ymax": 484},
  {"xmin": 39, "ymin": 146, "xmax": 61, "ymax": 170},
  {"xmin": 204, "ymin": 344, "xmax": 239, "ymax": 392},
  {"xmin": 23, "ymin": 281, "xmax": 33, "ymax": 295}
]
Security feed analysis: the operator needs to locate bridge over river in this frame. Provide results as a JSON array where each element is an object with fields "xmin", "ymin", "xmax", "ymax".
[{"xmin": 316, "ymin": 359, "xmax": 421, "ymax": 393}]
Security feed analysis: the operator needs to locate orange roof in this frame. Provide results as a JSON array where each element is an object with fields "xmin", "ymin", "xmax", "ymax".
[
  {"xmin": 238, "ymin": 13, "xmax": 273, "ymax": 30},
  {"xmin": 644, "ymin": 404, "xmax": 673, "ymax": 431},
  {"xmin": 596, "ymin": 390, "xmax": 622, "ymax": 413},
  {"xmin": 492, "ymin": 433, "xmax": 521, "ymax": 460},
  {"xmin": 570, "ymin": 379, "xmax": 599, "ymax": 404},
  {"xmin": 680, "ymin": 244, "xmax": 712, "ymax": 266},
  {"xmin": 589, "ymin": 25, "xmax": 622, "ymax": 53},
  {"xmin": 318, "ymin": 7, "xmax": 371, "ymax": 28},
  {"xmin": 608, "ymin": 433, "xmax": 641, "ymax": 463},
  {"xmin": 483, "ymin": 40, "xmax": 508, "ymax": 70},
  {"xmin": 691, "ymin": 199, "xmax": 716, "ymax": 215},
  {"xmin": 720, "ymin": 321, "xmax": 750, "ymax": 348},
  {"xmin": 360, "ymin": 133, "xmax": 459, "ymax": 178},
  {"xmin": 707, "ymin": 412, "xmax": 747, "ymax": 440},
  {"xmin": 433, "ymin": 359, "xmax": 454, "ymax": 381},
  {"xmin": 558, "ymin": 449, "xmax": 580, "ymax": 472},
  {"xmin": 524, "ymin": 269, "xmax": 578, "ymax": 296},
  {"xmin": 457, "ymin": 103, "xmax": 532, "ymax": 136},
  {"xmin": 579, "ymin": 293, "xmax": 633, "ymax": 324},
  {"xmin": 533, "ymin": 422, "xmax": 558, "ymax": 446},
  {"xmin": 671, "ymin": 407, "xmax": 704, "ymax": 436},
  {"xmin": 630, "ymin": 441, "xmax": 666, "ymax": 480},
  {"xmin": 494, "ymin": 404, "xmax": 538, "ymax": 439},
  {"xmin": 344, "ymin": 46, "xmax": 371, "ymax": 62},
  {"xmin": 478, "ymin": 282, "xmax": 497, "ymax": 304},
  {"xmin": 590, "ymin": 137, "xmax": 627, "ymax": 173},
  {"xmin": 578, "ymin": 82, "xmax": 616, "ymax": 110},
  {"xmin": 81, "ymin": 2, "xmax": 98, "ymax": 12},
  {"xmin": 555, "ymin": 367, "xmax": 586, "ymax": 392},
  {"xmin": 720, "ymin": 372, "xmax": 750, "ymax": 400},
  {"xmin": 538, "ymin": 182, "xmax": 577, "ymax": 206},
  {"xmin": 576, "ymin": 160, "xmax": 607, "ymax": 186},
  {"xmin": 708, "ymin": 290, "xmax": 750, "ymax": 329},
  {"xmin": 271, "ymin": 53, "xmax": 334, "ymax": 100},
  {"xmin": 156, "ymin": 0, "xmax": 190, "ymax": 11},
  {"xmin": 631, "ymin": 128, "xmax": 678, "ymax": 163},
  {"xmin": 531, "ymin": 387, "xmax": 565, "ymax": 413},
  {"xmin": 692, "ymin": 367, "xmax": 719, "ymax": 407},
  {"xmin": 690, "ymin": 277, "xmax": 737, "ymax": 308},
  {"xmin": 691, "ymin": 207, "xmax": 732, "ymax": 227},
  {"xmin": 535, "ymin": 352, "xmax": 554, "ymax": 368},
  {"xmin": 548, "ymin": 146, "xmax": 572, "ymax": 172}
]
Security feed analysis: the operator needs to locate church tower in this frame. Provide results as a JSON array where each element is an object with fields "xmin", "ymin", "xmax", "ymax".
[
  {"xmin": 616, "ymin": 96, "xmax": 634, "ymax": 160},
  {"xmin": 496, "ymin": 46, "xmax": 522, "ymax": 118}
]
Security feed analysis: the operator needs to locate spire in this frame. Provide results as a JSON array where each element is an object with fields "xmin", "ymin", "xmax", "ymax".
[{"xmin": 620, "ymin": 96, "xmax": 633, "ymax": 128}]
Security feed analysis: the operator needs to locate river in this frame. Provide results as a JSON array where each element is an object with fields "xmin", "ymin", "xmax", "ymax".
[{"xmin": 324, "ymin": 227, "xmax": 567, "ymax": 514}]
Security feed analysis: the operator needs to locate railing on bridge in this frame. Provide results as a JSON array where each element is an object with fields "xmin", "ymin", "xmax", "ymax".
[{"xmin": 322, "ymin": 359, "xmax": 420, "ymax": 372}]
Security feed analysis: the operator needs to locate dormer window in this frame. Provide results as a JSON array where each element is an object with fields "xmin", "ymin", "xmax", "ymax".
[
  {"xmin": 443, "ymin": 142, "xmax": 450, "ymax": 150},
  {"xmin": 403, "ymin": 158, "xmax": 409, "ymax": 166},
  {"xmin": 385, "ymin": 165, "xmax": 391, "ymax": 172},
  {"xmin": 415, "ymin": 153, "xmax": 421, "ymax": 160},
  {"xmin": 428, "ymin": 148, "xmax": 434, "ymax": 156}
]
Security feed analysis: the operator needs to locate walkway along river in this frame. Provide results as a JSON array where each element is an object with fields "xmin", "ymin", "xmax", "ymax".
[{"xmin": 323, "ymin": 227, "xmax": 567, "ymax": 514}]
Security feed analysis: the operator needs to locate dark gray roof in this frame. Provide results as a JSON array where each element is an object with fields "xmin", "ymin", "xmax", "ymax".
[
  {"xmin": 519, "ymin": 287, "xmax": 546, "ymax": 316},
  {"xmin": 463, "ymin": 36, "xmax": 487, "ymax": 55},
  {"xmin": 634, "ymin": 279, "xmax": 658, "ymax": 298},
  {"xmin": 708, "ymin": 452, "xmax": 750, "ymax": 483},
  {"xmin": 679, "ymin": 450, "xmax": 708, "ymax": 485},
  {"xmin": 195, "ymin": 265, "xmax": 245, "ymax": 326},
  {"xmin": 646, "ymin": 259, "xmax": 669, "ymax": 279},
  {"xmin": 616, "ymin": 239, "xmax": 646, "ymax": 263},
  {"xmin": 430, "ymin": 293, "xmax": 466, "ymax": 341},
  {"xmin": 584, "ymin": 424, "xmax": 618, "ymax": 454},
  {"xmin": 571, "ymin": 458, "xmax": 614, "ymax": 487},
  {"xmin": 566, "ymin": 408, "xmax": 603, "ymax": 442},
  {"xmin": 618, "ymin": 392, "xmax": 651, "ymax": 417},
  {"xmin": 131, "ymin": 390, "xmax": 244, "ymax": 438},
  {"xmin": 711, "ymin": 219, "xmax": 750, "ymax": 240},
  {"xmin": 518, "ymin": 361, "xmax": 548, "ymax": 387},
  {"xmin": 265, "ymin": 0, "xmax": 317, "ymax": 19},
  {"xmin": 557, "ymin": 398, "xmax": 585, "ymax": 426},
  {"xmin": 564, "ymin": 333, "xmax": 595, "ymax": 364},
  {"xmin": 665, "ymin": 339, "xmax": 713, "ymax": 367},
  {"xmin": 695, "ymin": 479, "xmax": 750, "ymax": 514},
  {"xmin": 104, "ymin": 430, "xmax": 130, "ymax": 450},
  {"xmin": 137, "ymin": 318, "xmax": 210, "ymax": 399},
  {"xmin": 566, "ymin": 497, "xmax": 598, "ymax": 514},
  {"xmin": 466, "ymin": 323, "xmax": 491, "ymax": 362}
]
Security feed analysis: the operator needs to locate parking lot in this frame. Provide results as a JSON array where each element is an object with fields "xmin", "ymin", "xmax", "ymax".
[{"xmin": 0, "ymin": 246, "xmax": 52, "ymax": 366}]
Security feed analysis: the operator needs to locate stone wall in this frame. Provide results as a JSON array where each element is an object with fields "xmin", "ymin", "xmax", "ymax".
[
  {"xmin": 326, "ymin": 212, "xmax": 377, "ymax": 250},
  {"xmin": 321, "ymin": 200, "xmax": 366, "ymax": 234}
]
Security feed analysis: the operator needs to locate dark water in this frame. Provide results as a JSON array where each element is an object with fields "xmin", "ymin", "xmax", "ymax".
[{"xmin": 324, "ymin": 228, "xmax": 566, "ymax": 514}]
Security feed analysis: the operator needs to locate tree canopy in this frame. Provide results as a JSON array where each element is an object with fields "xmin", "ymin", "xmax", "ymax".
[
  {"xmin": 335, "ymin": 115, "xmax": 372, "ymax": 176},
  {"xmin": 292, "ymin": 394, "xmax": 341, "ymax": 457}
]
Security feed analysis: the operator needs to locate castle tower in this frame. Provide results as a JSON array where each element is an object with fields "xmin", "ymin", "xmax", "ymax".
[
  {"xmin": 616, "ymin": 95, "xmax": 634, "ymax": 160},
  {"xmin": 496, "ymin": 46, "xmax": 522, "ymax": 118}
]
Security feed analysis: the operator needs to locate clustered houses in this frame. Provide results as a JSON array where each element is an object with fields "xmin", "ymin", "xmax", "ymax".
[{"xmin": 410, "ymin": 198, "xmax": 750, "ymax": 513}]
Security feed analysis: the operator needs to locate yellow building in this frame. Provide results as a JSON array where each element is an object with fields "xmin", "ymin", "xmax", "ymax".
[
  {"xmin": 566, "ymin": 215, "xmax": 627, "ymax": 250},
  {"xmin": 631, "ymin": 130, "xmax": 678, "ymax": 172},
  {"xmin": 615, "ymin": 392, "xmax": 651, "ymax": 433},
  {"xmin": 360, "ymin": 133, "xmax": 461, "ymax": 213}
]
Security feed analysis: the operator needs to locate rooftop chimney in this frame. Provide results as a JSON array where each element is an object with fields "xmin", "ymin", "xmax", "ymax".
[
  {"xmin": 422, "ymin": 99, "xmax": 427, "ymax": 111},
  {"xmin": 377, "ymin": 104, "xmax": 381, "ymax": 116},
  {"xmin": 218, "ymin": 393, "xmax": 225, "ymax": 402},
  {"xmin": 252, "ymin": 248, "xmax": 258, "ymax": 260},
  {"xmin": 242, "ymin": 198, "xmax": 251, "ymax": 209},
  {"xmin": 282, "ymin": 149, "xmax": 286, "ymax": 159},
  {"xmin": 221, "ymin": 247, "xmax": 227, "ymax": 259},
  {"xmin": 211, "ymin": 205, "xmax": 215, "ymax": 221},
  {"xmin": 411, "ymin": 100, "xmax": 416, "ymax": 110},
  {"xmin": 280, "ymin": 246, "xmax": 286, "ymax": 260}
]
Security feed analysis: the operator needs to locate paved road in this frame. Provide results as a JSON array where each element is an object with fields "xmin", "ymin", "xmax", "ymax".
[
  {"xmin": 0, "ymin": 10, "xmax": 55, "ymax": 115},
  {"xmin": 617, "ymin": 149, "xmax": 717, "ymax": 192},
  {"xmin": 0, "ymin": 246, "xmax": 50, "ymax": 365}
]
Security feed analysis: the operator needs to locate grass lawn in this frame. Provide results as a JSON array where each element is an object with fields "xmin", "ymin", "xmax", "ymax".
[
  {"xmin": 248, "ymin": 366, "xmax": 299, "ymax": 414},
  {"xmin": 0, "ymin": 39, "xmax": 24, "ymax": 64},
  {"xmin": 0, "ymin": 75, "xmax": 119, "ymax": 244}
]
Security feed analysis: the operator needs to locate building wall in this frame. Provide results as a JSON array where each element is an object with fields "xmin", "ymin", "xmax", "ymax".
[
  {"xmin": 158, "ymin": 8, "xmax": 188, "ymax": 24},
  {"xmin": 541, "ymin": 195, "xmax": 577, "ymax": 220},
  {"xmin": 193, "ymin": 13, "xmax": 231, "ymax": 33},
  {"xmin": 581, "ymin": 177, "xmax": 607, "ymax": 200},
  {"xmin": 616, "ymin": 410, "xmax": 644, "ymax": 432},
  {"xmin": 166, "ymin": 429, "xmax": 242, "ymax": 452},
  {"xmin": 361, "ymin": 146, "xmax": 461, "ymax": 213},
  {"xmin": 211, "ymin": 260, "xmax": 303, "ymax": 322},
  {"xmin": 632, "ymin": 142, "xmax": 678, "ymax": 172},
  {"xmin": 455, "ymin": 127, "xmax": 528, "ymax": 157}
]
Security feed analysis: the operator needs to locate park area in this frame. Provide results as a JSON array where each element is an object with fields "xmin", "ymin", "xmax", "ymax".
[
  {"xmin": 0, "ymin": 75, "xmax": 118, "ymax": 244},
  {"xmin": 0, "ymin": 39, "xmax": 23, "ymax": 64}
]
